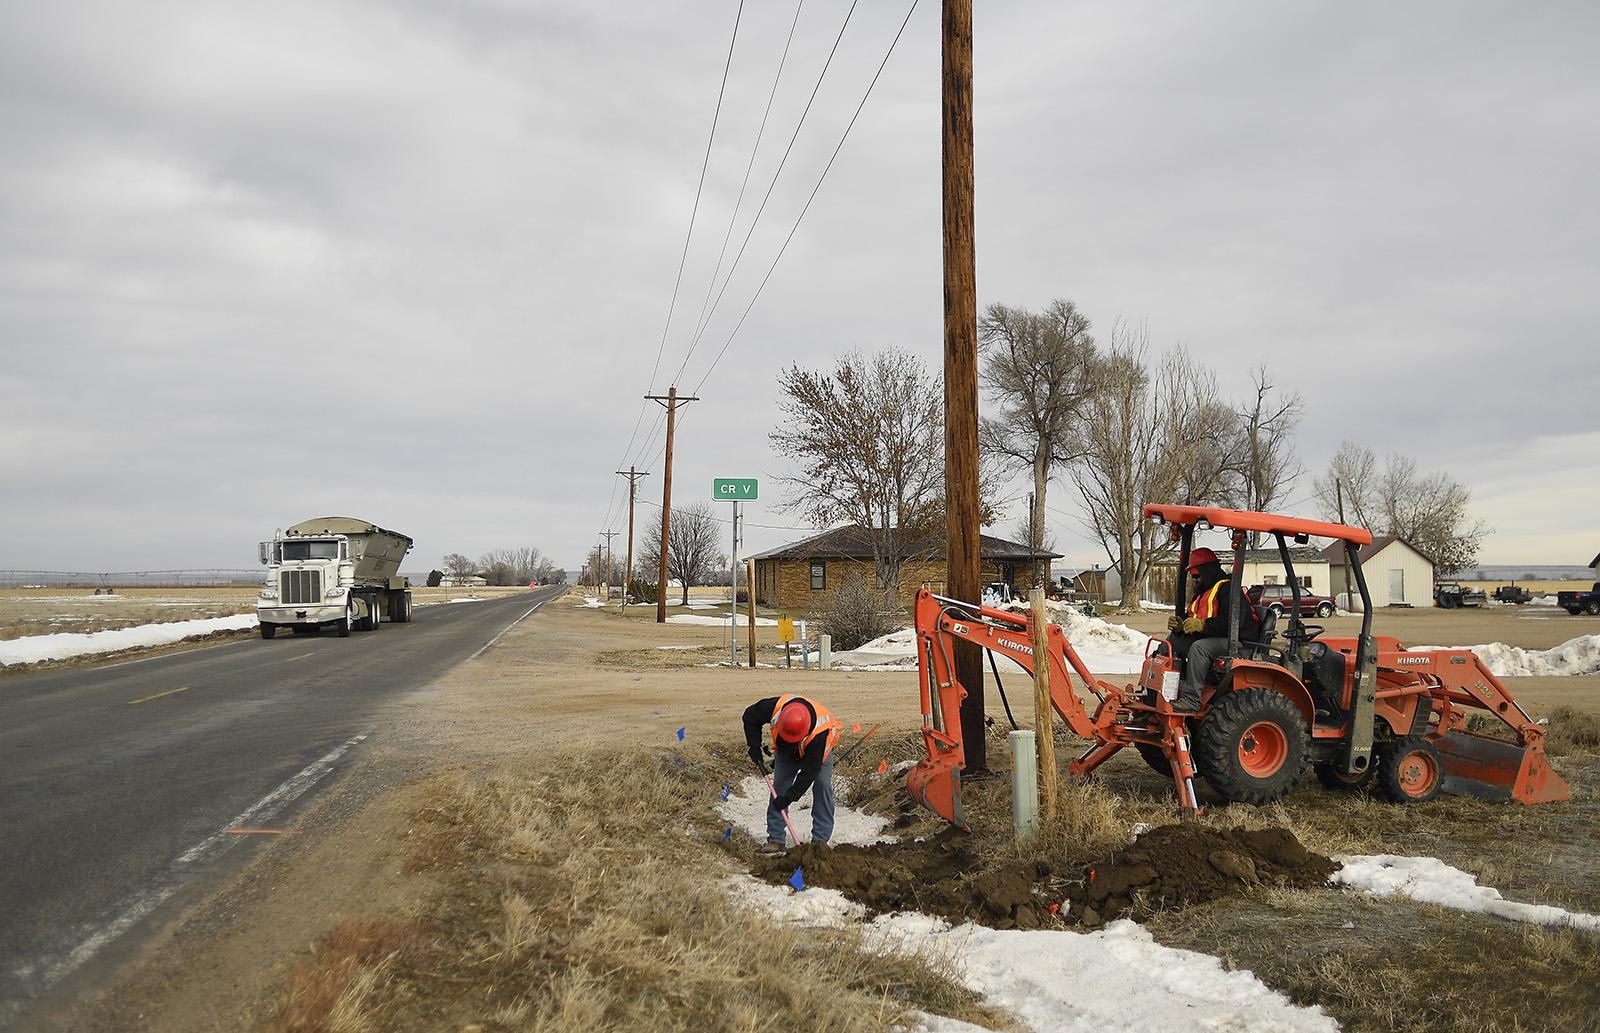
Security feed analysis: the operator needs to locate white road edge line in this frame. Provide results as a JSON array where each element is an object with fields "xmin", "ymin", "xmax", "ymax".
[
  {"xmin": 465, "ymin": 597, "xmax": 547, "ymax": 665},
  {"xmin": 22, "ymin": 733, "xmax": 368, "ymax": 994}
]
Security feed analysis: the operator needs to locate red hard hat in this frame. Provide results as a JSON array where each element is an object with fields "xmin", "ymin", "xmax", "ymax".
[
  {"xmin": 775, "ymin": 702, "xmax": 812, "ymax": 743},
  {"xmin": 1186, "ymin": 547, "xmax": 1219, "ymax": 572}
]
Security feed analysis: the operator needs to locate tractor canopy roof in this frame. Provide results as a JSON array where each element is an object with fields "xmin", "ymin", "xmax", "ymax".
[{"xmin": 1143, "ymin": 504, "xmax": 1373, "ymax": 547}]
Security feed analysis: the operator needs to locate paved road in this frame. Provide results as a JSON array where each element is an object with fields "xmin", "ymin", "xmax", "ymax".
[{"xmin": 0, "ymin": 586, "xmax": 563, "ymax": 1029}]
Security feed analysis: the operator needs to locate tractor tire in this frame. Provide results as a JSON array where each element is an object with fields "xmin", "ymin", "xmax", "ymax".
[
  {"xmin": 1135, "ymin": 742, "xmax": 1173, "ymax": 776},
  {"xmin": 1314, "ymin": 761, "xmax": 1375, "ymax": 792},
  {"xmin": 1195, "ymin": 688, "xmax": 1308, "ymax": 805},
  {"xmin": 1376, "ymin": 736, "xmax": 1444, "ymax": 804},
  {"xmin": 259, "ymin": 623, "xmax": 276, "ymax": 640},
  {"xmin": 1316, "ymin": 601, "xmax": 1335, "ymax": 618}
]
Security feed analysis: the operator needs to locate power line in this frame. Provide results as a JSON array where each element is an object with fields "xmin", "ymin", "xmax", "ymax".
[{"xmin": 689, "ymin": 0, "xmax": 922, "ymax": 396}]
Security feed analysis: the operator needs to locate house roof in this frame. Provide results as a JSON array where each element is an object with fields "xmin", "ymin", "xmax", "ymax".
[
  {"xmin": 1321, "ymin": 535, "xmax": 1434, "ymax": 567},
  {"xmin": 750, "ymin": 524, "xmax": 1061, "ymax": 563}
]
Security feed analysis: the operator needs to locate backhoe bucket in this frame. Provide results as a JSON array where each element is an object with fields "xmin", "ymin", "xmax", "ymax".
[
  {"xmin": 907, "ymin": 756, "xmax": 967, "ymax": 830},
  {"xmin": 1435, "ymin": 731, "xmax": 1570, "ymax": 804}
]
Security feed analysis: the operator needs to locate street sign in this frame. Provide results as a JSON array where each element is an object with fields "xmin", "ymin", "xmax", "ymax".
[
  {"xmin": 778, "ymin": 617, "xmax": 795, "ymax": 643},
  {"xmin": 713, "ymin": 477, "xmax": 758, "ymax": 501}
]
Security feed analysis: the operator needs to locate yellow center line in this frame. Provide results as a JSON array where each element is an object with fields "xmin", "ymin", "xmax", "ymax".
[
  {"xmin": 283, "ymin": 653, "xmax": 315, "ymax": 663},
  {"xmin": 127, "ymin": 686, "xmax": 189, "ymax": 705}
]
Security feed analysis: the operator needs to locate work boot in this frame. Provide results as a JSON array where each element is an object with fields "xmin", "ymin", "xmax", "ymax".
[
  {"xmin": 760, "ymin": 841, "xmax": 786, "ymax": 855},
  {"xmin": 1171, "ymin": 695, "xmax": 1202, "ymax": 714}
]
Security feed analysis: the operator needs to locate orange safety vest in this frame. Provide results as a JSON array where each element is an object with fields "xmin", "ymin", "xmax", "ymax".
[
  {"xmin": 1188, "ymin": 580, "xmax": 1225, "ymax": 622},
  {"xmin": 770, "ymin": 693, "xmax": 843, "ymax": 760}
]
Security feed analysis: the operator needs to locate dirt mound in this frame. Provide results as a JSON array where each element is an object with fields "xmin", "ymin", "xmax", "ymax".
[{"xmin": 754, "ymin": 823, "xmax": 1336, "ymax": 931}]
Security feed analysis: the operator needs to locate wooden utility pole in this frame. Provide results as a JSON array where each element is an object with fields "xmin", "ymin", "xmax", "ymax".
[
  {"xmin": 943, "ymin": 0, "xmax": 984, "ymax": 770},
  {"xmin": 1029, "ymin": 587, "xmax": 1057, "ymax": 820},
  {"xmin": 616, "ymin": 467, "xmax": 649, "ymax": 610},
  {"xmin": 647, "ymin": 387, "xmax": 698, "ymax": 623}
]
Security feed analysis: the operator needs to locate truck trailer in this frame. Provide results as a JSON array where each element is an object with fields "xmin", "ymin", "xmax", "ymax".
[{"xmin": 257, "ymin": 517, "xmax": 414, "ymax": 638}]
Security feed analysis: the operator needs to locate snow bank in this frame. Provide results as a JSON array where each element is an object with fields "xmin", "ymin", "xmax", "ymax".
[
  {"xmin": 0, "ymin": 615, "xmax": 258, "ymax": 666},
  {"xmin": 1470, "ymin": 636, "xmax": 1600, "ymax": 677},
  {"xmin": 829, "ymin": 603, "xmax": 1151, "ymax": 674},
  {"xmin": 1334, "ymin": 855, "xmax": 1600, "ymax": 931}
]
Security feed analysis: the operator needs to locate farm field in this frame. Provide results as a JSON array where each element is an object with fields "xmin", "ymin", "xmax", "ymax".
[{"xmin": 53, "ymin": 589, "xmax": 1600, "ymax": 1033}]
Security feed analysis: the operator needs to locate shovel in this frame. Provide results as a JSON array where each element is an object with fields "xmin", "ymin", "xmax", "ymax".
[{"xmin": 762, "ymin": 772, "xmax": 805, "ymax": 845}]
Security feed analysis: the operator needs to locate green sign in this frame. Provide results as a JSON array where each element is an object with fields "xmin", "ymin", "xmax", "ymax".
[{"xmin": 713, "ymin": 477, "xmax": 758, "ymax": 501}]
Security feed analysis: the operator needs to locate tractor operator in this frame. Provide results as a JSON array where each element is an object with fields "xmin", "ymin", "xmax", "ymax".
[
  {"xmin": 1165, "ymin": 547, "xmax": 1260, "ymax": 712},
  {"xmin": 744, "ymin": 693, "xmax": 843, "ymax": 852}
]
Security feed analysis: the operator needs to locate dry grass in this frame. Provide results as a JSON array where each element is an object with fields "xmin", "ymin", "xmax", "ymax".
[
  {"xmin": 265, "ymin": 742, "xmax": 1010, "ymax": 1033},
  {"xmin": 261, "ymin": 725, "xmax": 1600, "ymax": 1033}
]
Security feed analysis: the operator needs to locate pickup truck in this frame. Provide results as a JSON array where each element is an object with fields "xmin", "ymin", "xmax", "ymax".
[
  {"xmin": 1434, "ymin": 582, "xmax": 1487, "ymax": 609},
  {"xmin": 1246, "ymin": 582, "xmax": 1337, "ymax": 618},
  {"xmin": 1558, "ymin": 583, "xmax": 1600, "ymax": 615}
]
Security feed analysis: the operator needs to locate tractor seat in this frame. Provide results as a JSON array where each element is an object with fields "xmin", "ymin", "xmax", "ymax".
[{"xmin": 1240, "ymin": 606, "xmax": 1281, "ymax": 663}]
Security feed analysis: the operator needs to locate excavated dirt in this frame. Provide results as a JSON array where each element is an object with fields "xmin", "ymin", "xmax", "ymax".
[{"xmin": 753, "ymin": 821, "xmax": 1337, "ymax": 931}]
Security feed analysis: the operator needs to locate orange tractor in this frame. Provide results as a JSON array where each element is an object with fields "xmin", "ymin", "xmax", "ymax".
[{"xmin": 907, "ymin": 504, "xmax": 1569, "ymax": 827}]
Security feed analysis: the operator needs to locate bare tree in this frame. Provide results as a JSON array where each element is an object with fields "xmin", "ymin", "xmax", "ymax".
[
  {"xmin": 770, "ymin": 347, "xmax": 947, "ymax": 605},
  {"xmin": 1311, "ymin": 440, "xmax": 1380, "ymax": 530},
  {"xmin": 441, "ymin": 553, "xmax": 478, "ymax": 580},
  {"xmin": 1069, "ymin": 327, "xmax": 1233, "ymax": 607},
  {"xmin": 636, "ymin": 501, "xmax": 726, "ymax": 606},
  {"xmin": 1312, "ymin": 443, "xmax": 1491, "ymax": 574},
  {"xmin": 1234, "ymin": 364, "xmax": 1305, "ymax": 543},
  {"xmin": 978, "ymin": 299, "xmax": 1100, "ymax": 555}
]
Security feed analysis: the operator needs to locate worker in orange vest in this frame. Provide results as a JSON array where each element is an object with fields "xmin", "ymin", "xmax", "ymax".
[
  {"xmin": 1166, "ymin": 547, "xmax": 1260, "ymax": 711},
  {"xmin": 743, "ymin": 694, "xmax": 843, "ymax": 851}
]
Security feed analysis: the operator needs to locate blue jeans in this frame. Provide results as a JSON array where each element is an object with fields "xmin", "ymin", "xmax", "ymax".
[{"xmin": 768, "ymin": 751, "xmax": 834, "ymax": 845}]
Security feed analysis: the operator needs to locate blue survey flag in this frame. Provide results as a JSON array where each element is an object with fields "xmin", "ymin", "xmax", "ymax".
[
  {"xmin": 723, "ymin": 828, "xmax": 732, "ymax": 841},
  {"xmin": 721, "ymin": 782, "xmax": 730, "ymax": 800},
  {"xmin": 677, "ymin": 727, "xmax": 686, "ymax": 741},
  {"xmin": 789, "ymin": 866, "xmax": 805, "ymax": 891}
]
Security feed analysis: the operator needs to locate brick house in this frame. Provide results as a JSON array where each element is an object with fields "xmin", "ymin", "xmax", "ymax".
[{"xmin": 750, "ymin": 525, "xmax": 1061, "ymax": 610}]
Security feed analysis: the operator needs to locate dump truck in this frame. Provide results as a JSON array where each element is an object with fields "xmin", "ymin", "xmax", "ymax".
[
  {"xmin": 906, "ymin": 504, "xmax": 1568, "ymax": 826},
  {"xmin": 257, "ymin": 517, "xmax": 414, "ymax": 639}
]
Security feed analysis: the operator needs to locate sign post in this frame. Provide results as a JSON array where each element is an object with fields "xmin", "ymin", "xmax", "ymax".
[{"xmin": 714, "ymin": 479, "xmax": 758, "ymax": 666}]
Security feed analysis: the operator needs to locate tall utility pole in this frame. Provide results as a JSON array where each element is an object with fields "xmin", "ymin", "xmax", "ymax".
[
  {"xmin": 616, "ymin": 467, "xmax": 649, "ymax": 610},
  {"xmin": 943, "ymin": 0, "xmax": 984, "ymax": 770},
  {"xmin": 647, "ymin": 387, "xmax": 698, "ymax": 623}
]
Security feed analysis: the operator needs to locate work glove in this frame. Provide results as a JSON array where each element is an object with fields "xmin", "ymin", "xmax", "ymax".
[
  {"xmin": 1181, "ymin": 616, "xmax": 1205, "ymax": 634},
  {"xmin": 1166, "ymin": 614, "xmax": 1181, "ymax": 632},
  {"xmin": 772, "ymin": 793, "xmax": 794, "ymax": 812},
  {"xmin": 749, "ymin": 749, "xmax": 768, "ymax": 775}
]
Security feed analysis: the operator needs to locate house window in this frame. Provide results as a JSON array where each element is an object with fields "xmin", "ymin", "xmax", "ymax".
[
  {"xmin": 1302, "ymin": 576, "xmax": 1312, "ymax": 589},
  {"xmin": 1263, "ymin": 575, "xmax": 1280, "ymax": 585},
  {"xmin": 810, "ymin": 561, "xmax": 826, "ymax": 591}
]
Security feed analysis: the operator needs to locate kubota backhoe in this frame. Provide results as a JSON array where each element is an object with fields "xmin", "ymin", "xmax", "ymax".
[{"xmin": 907, "ymin": 504, "xmax": 1569, "ymax": 828}]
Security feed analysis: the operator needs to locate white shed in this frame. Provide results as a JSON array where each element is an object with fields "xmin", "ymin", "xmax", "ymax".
[{"xmin": 1323, "ymin": 536, "xmax": 1434, "ymax": 609}]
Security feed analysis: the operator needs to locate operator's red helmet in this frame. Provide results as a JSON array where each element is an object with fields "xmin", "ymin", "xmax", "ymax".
[
  {"xmin": 1185, "ymin": 547, "xmax": 1219, "ymax": 572},
  {"xmin": 776, "ymin": 702, "xmax": 812, "ymax": 742}
]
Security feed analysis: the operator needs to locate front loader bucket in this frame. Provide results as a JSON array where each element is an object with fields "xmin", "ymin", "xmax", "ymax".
[
  {"xmin": 1435, "ymin": 731, "xmax": 1570, "ymax": 804},
  {"xmin": 907, "ymin": 756, "xmax": 967, "ymax": 830}
]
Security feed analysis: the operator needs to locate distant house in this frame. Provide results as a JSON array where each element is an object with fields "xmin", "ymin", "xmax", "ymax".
[
  {"xmin": 440, "ymin": 574, "xmax": 488, "ymax": 588},
  {"xmin": 1322, "ymin": 536, "xmax": 1434, "ymax": 609},
  {"xmin": 1590, "ymin": 551, "xmax": 1600, "ymax": 579},
  {"xmin": 750, "ymin": 525, "xmax": 1060, "ymax": 610},
  {"xmin": 1105, "ymin": 546, "xmax": 1331, "ymax": 607}
]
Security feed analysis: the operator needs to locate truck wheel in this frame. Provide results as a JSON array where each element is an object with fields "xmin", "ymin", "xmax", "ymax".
[
  {"xmin": 1195, "ymin": 688, "xmax": 1308, "ymax": 805},
  {"xmin": 338, "ymin": 604, "xmax": 352, "ymax": 637},
  {"xmin": 1314, "ymin": 761, "xmax": 1375, "ymax": 792},
  {"xmin": 1376, "ymin": 737, "xmax": 1443, "ymax": 804},
  {"xmin": 369, "ymin": 593, "xmax": 380, "ymax": 630},
  {"xmin": 259, "ymin": 624, "xmax": 276, "ymax": 640},
  {"xmin": 1316, "ymin": 602, "xmax": 1334, "ymax": 618},
  {"xmin": 1587, "ymin": 601, "xmax": 1600, "ymax": 616}
]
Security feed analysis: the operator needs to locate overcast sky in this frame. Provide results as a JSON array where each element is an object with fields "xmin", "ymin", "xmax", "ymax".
[{"xmin": 3, "ymin": 1, "xmax": 1596, "ymax": 577}]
